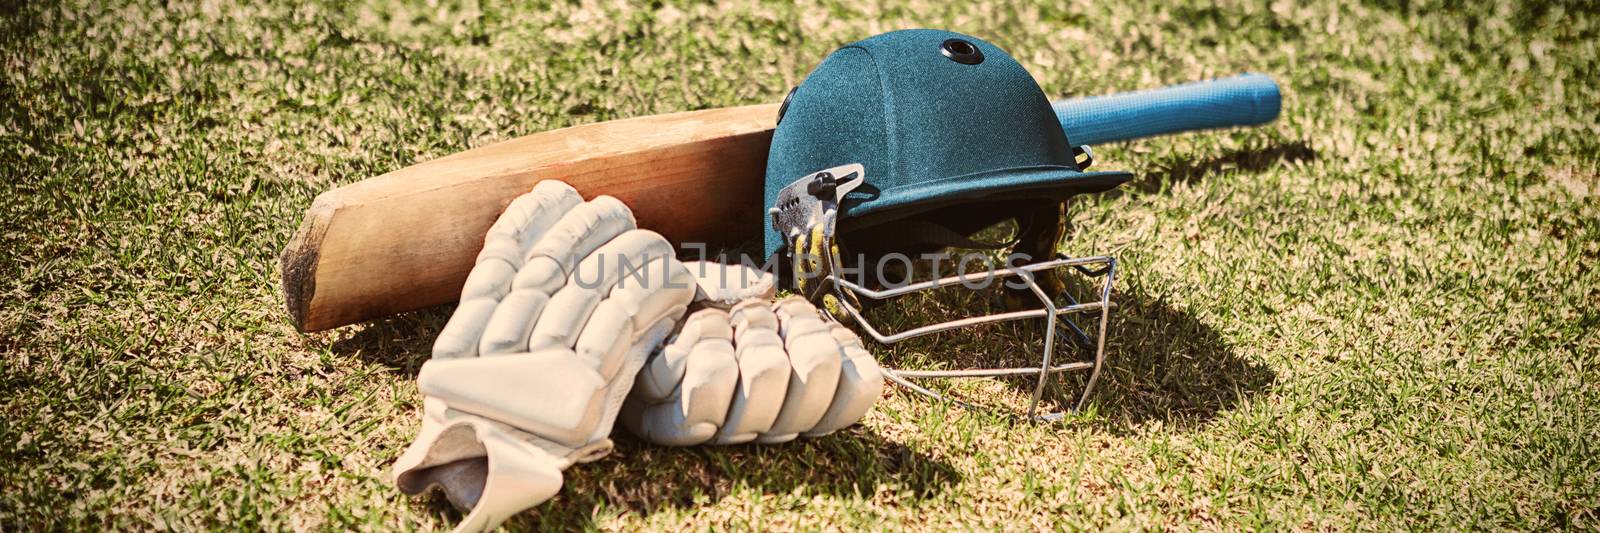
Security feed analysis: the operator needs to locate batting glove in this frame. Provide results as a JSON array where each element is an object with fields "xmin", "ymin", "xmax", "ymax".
[
  {"xmin": 392, "ymin": 181, "xmax": 696, "ymax": 532},
  {"xmin": 621, "ymin": 295, "xmax": 884, "ymax": 446}
]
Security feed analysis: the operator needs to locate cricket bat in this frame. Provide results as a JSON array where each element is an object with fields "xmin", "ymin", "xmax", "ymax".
[{"xmin": 281, "ymin": 74, "xmax": 1281, "ymax": 332}]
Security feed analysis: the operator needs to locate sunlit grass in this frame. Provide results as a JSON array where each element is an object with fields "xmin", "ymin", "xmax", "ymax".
[{"xmin": 2, "ymin": 0, "xmax": 1596, "ymax": 529}]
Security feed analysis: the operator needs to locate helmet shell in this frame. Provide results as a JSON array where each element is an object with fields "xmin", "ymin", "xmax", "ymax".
[{"xmin": 763, "ymin": 29, "xmax": 1132, "ymax": 257}]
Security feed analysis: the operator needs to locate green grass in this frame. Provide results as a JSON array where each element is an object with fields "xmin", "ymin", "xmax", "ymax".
[{"xmin": 3, "ymin": 0, "xmax": 1597, "ymax": 530}]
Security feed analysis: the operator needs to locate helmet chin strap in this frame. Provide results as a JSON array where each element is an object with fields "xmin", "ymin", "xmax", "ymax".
[{"xmin": 770, "ymin": 166, "xmax": 1118, "ymax": 421}]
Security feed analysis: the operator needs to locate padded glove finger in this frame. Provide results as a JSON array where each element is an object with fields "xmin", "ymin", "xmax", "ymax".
[
  {"xmin": 485, "ymin": 197, "xmax": 638, "ymax": 356},
  {"xmin": 526, "ymin": 229, "xmax": 675, "ymax": 352},
  {"xmin": 714, "ymin": 299, "xmax": 791, "ymax": 444},
  {"xmin": 622, "ymin": 308, "xmax": 739, "ymax": 446},
  {"xmin": 759, "ymin": 296, "xmax": 844, "ymax": 443},
  {"xmin": 622, "ymin": 296, "xmax": 882, "ymax": 447},
  {"xmin": 806, "ymin": 322, "xmax": 884, "ymax": 437},
  {"xmin": 513, "ymin": 195, "xmax": 636, "ymax": 296},
  {"xmin": 475, "ymin": 181, "xmax": 586, "ymax": 268},
  {"xmin": 433, "ymin": 182, "xmax": 584, "ymax": 359}
]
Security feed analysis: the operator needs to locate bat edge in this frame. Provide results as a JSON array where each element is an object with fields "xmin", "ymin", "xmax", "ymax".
[{"xmin": 280, "ymin": 191, "xmax": 341, "ymax": 332}]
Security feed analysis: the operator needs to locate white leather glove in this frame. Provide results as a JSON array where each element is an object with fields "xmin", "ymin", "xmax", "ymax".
[
  {"xmin": 622, "ymin": 295, "xmax": 884, "ymax": 446},
  {"xmin": 392, "ymin": 180, "xmax": 696, "ymax": 532},
  {"xmin": 684, "ymin": 260, "xmax": 776, "ymax": 308}
]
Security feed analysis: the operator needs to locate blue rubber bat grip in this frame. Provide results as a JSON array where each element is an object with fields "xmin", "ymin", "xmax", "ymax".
[{"xmin": 1051, "ymin": 73, "xmax": 1281, "ymax": 146}]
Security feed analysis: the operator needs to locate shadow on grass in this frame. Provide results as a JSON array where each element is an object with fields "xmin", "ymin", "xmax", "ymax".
[
  {"xmin": 406, "ymin": 428, "xmax": 957, "ymax": 529},
  {"xmin": 1131, "ymin": 141, "xmax": 1317, "ymax": 193},
  {"xmin": 860, "ymin": 280, "xmax": 1274, "ymax": 433},
  {"xmin": 327, "ymin": 307, "xmax": 450, "ymax": 375},
  {"xmin": 330, "ymin": 308, "xmax": 958, "ymax": 528},
  {"xmin": 1084, "ymin": 288, "xmax": 1276, "ymax": 432}
]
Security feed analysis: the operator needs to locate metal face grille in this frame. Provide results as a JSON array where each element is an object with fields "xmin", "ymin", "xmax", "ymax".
[{"xmin": 823, "ymin": 254, "xmax": 1117, "ymax": 421}]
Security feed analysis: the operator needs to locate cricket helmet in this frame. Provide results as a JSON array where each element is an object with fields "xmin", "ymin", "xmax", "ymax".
[{"xmin": 764, "ymin": 29, "xmax": 1131, "ymax": 420}]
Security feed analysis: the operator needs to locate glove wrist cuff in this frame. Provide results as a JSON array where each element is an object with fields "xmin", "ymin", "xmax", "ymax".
[{"xmin": 393, "ymin": 418, "xmax": 567, "ymax": 532}]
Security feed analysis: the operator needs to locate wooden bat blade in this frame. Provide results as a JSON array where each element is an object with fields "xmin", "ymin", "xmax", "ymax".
[{"xmin": 281, "ymin": 104, "xmax": 781, "ymax": 332}]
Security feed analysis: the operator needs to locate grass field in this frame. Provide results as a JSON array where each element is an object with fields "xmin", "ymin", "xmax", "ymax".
[{"xmin": 3, "ymin": 0, "xmax": 1598, "ymax": 530}]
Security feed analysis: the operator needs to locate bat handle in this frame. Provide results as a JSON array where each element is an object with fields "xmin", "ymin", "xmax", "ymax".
[{"xmin": 1051, "ymin": 73, "xmax": 1282, "ymax": 146}]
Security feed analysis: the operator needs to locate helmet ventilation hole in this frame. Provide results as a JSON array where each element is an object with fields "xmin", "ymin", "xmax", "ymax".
[{"xmin": 940, "ymin": 39, "xmax": 983, "ymax": 65}]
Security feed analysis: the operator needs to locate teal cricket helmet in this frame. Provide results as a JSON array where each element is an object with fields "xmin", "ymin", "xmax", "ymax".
[
  {"xmin": 763, "ymin": 29, "xmax": 1130, "ymax": 420},
  {"xmin": 763, "ymin": 29, "xmax": 1133, "ymax": 259}
]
